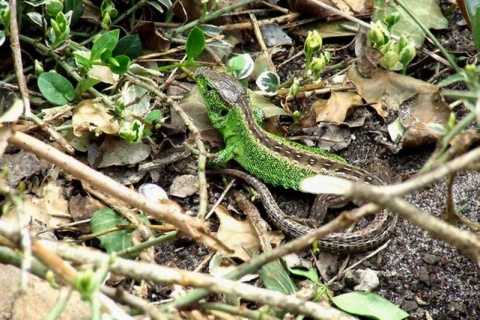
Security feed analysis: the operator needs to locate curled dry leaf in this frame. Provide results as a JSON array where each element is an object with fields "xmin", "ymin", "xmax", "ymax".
[
  {"xmin": 136, "ymin": 22, "xmax": 171, "ymax": 52},
  {"xmin": 0, "ymin": 150, "xmax": 43, "ymax": 187},
  {"xmin": 215, "ymin": 205, "xmax": 259, "ymax": 261},
  {"xmin": 72, "ymin": 100, "xmax": 119, "ymax": 137},
  {"xmin": 346, "ymin": 65, "xmax": 438, "ymax": 117},
  {"xmin": 401, "ymin": 92, "xmax": 450, "ymax": 148},
  {"xmin": 302, "ymin": 123, "xmax": 352, "ymax": 152},
  {"xmin": 347, "ymin": 65, "xmax": 450, "ymax": 148},
  {"xmin": 313, "ymin": 91, "xmax": 363, "ymax": 123},
  {"xmin": 208, "ymin": 252, "xmax": 259, "ymax": 282},
  {"xmin": 169, "ymin": 174, "xmax": 199, "ymax": 198}
]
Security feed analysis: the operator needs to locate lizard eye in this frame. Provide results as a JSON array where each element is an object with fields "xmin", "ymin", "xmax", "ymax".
[{"xmin": 220, "ymin": 109, "xmax": 228, "ymax": 117}]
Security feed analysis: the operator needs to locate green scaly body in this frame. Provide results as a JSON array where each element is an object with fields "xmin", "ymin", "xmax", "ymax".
[{"xmin": 195, "ymin": 67, "xmax": 380, "ymax": 192}]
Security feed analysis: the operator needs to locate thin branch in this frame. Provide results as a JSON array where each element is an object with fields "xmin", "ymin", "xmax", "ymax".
[
  {"xmin": 8, "ymin": 131, "xmax": 227, "ymax": 252},
  {"xmin": 39, "ymin": 239, "xmax": 356, "ymax": 320}
]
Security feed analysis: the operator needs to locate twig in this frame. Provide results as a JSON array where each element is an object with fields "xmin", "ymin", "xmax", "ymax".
[
  {"xmin": 9, "ymin": 0, "xmax": 31, "ymax": 116},
  {"xmin": 38, "ymin": 239, "xmax": 356, "ymax": 320},
  {"xmin": 8, "ymin": 131, "xmax": 227, "ymax": 252}
]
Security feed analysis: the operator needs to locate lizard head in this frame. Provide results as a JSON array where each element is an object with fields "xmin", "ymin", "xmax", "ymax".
[{"xmin": 195, "ymin": 68, "xmax": 246, "ymax": 122}]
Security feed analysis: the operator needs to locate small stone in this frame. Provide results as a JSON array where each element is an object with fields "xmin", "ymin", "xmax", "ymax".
[
  {"xmin": 423, "ymin": 253, "xmax": 440, "ymax": 265},
  {"xmin": 316, "ymin": 252, "xmax": 338, "ymax": 281},
  {"xmin": 343, "ymin": 268, "xmax": 379, "ymax": 292},
  {"xmin": 169, "ymin": 174, "xmax": 199, "ymax": 198},
  {"xmin": 402, "ymin": 300, "xmax": 418, "ymax": 312},
  {"xmin": 418, "ymin": 266, "xmax": 430, "ymax": 285},
  {"xmin": 404, "ymin": 290, "xmax": 414, "ymax": 300}
]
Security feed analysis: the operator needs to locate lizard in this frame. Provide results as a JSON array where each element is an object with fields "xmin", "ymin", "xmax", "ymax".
[{"xmin": 195, "ymin": 67, "xmax": 397, "ymax": 253}]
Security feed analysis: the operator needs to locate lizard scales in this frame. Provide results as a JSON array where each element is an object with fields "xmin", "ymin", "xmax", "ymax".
[{"xmin": 195, "ymin": 67, "xmax": 397, "ymax": 252}]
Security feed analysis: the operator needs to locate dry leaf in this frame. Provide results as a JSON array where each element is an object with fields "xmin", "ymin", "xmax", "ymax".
[
  {"xmin": 136, "ymin": 22, "xmax": 171, "ymax": 52},
  {"xmin": 72, "ymin": 100, "xmax": 119, "ymax": 137},
  {"xmin": 346, "ymin": 65, "xmax": 438, "ymax": 118},
  {"xmin": 401, "ymin": 92, "xmax": 450, "ymax": 148},
  {"xmin": 215, "ymin": 205, "xmax": 259, "ymax": 261},
  {"xmin": 97, "ymin": 136, "xmax": 151, "ymax": 168},
  {"xmin": 3, "ymin": 180, "xmax": 70, "ymax": 230},
  {"xmin": 313, "ymin": 91, "xmax": 363, "ymax": 123}
]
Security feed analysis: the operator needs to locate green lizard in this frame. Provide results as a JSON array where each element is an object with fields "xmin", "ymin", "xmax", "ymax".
[{"xmin": 195, "ymin": 67, "xmax": 397, "ymax": 252}]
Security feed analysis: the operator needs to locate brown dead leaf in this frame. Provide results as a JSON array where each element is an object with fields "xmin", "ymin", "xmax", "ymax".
[
  {"xmin": 346, "ymin": 65, "xmax": 438, "ymax": 118},
  {"xmin": 69, "ymin": 194, "xmax": 105, "ymax": 233},
  {"xmin": 313, "ymin": 91, "xmax": 363, "ymax": 123},
  {"xmin": 215, "ymin": 205, "xmax": 259, "ymax": 261},
  {"xmin": 177, "ymin": 86, "xmax": 223, "ymax": 147},
  {"xmin": 208, "ymin": 252, "xmax": 259, "ymax": 281},
  {"xmin": 72, "ymin": 100, "xmax": 119, "ymax": 137},
  {"xmin": 2, "ymin": 180, "xmax": 70, "ymax": 230},
  {"xmin": 0, "ymin": 150, "xmax": 43, "ymax": 187},
  {"xmin": 136, "ymin": 22, "xmax": 171, "ymax": 52},
  {"xmin": 401, "ymin": 92, "xmax": 451, "ymax": 148},
  {"xmin": 302, "ymin": 123, "xmax": 352, "ymax": 152}
]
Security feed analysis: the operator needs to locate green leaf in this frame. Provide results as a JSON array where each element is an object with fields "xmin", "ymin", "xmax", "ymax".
[
  {"xmin": 372, "ymin": 0, "xmax": 447, "ymax": 47},
  {"xmin": 90, "ymin": 208, "xmax": 150, "ymax": 258},
  {"xmin": 113, "ymin": 34, "xmax": 143, "ymax": 59},
  {"xmin": 258, "ymin": 261, "xmax": 297, "ymax": 295},
  {"xmin": 438, "ymin": 72, "xmax": 467, "ymax": 87},
  {"xmin": 100, "ymin": 48, "xmax": 113, "ymax": 63},
  {"xmin": 332, "ymin": 292, "xmax": 409, "ymax": 320},
  {"xmin": 256, "ymin": 71, "xmax": 279, "ymax": 96},
  {"xmin": 64, "ymin": 0, "xmax": 83, "ymax": 25},
  {"xmin": 0, "ymin": 30, "xmax": 4, "ymax": 47},
  {"xmin": 186, "ymin": 26, "xmax": 205, "ymax": 61},
  {"xmin": 27, "ymin": 12, "xmax": 43, "ymax": 27},
  {"xmin": 74, "ymin": 52, "xmax": 92, "ymax": 70},
  {"xmin": 144, "ymin": 109, "xmax": 162, "ymax": 124},
  {"xmin": 24, "ymin": 0, "xmax": 47, "ymax": 7},
  {"xmin": 45, "ymin": 0, "xmax": 63, "ymax": 17},
  {"xmin": 157, "ymin": 0, "xmax": 171, "ymax": 9},
  {"xmin": 91, "ymin": 29, "xmax": 119, "ymax": 61},
  {"xmin": 286, "ymin": 265, "xmax": 319, "ymax": 284},
  {"xmin": 109, "ymin": 55, "xmax": 130, "ymax": 74},
  {"xmin": 75, "ymin": 78, "xmax": 100, "ymax": 96},
  {"xmin": 227, "ymin": 54, "xmax": 254, "ymax": 80},
  {"xmin": 465, "ymin": 0, "xmax": 480, "ymax": 22},
  {"xmin": 199, "ymin": 24, "xmax": 221, "ymax": 37},
  {"xmin": 38, "ymin": 72, "xmax": 75, "ymax": 105},
  {"xmin": 119, "ymin": 119, "xmax": 144, "ymax": 142}
]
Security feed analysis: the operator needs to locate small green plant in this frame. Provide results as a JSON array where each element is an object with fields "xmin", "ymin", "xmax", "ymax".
[
  {"xmin": 100, "ymin": 0, "xmax": 118, "ymax": 29},
  {"xmin": 303, "ymin": 30, "xmax": 324, "ymax": 77},
  {"xmin": 155, "ymin": 26, "xmax": 205, "ymax": 72},
  {"xmin": 74, "ymin": 29, "xmax": 131, "ymax": 75},
  {"xmin": 90, "ymin": 208, "xmax": 150, "ymax": 258},
  {"xmin": 0, "ymin": 0, "xmax": 10, "ymax": 46},
  {"xmin": 369, "ymin": 13, "xmax": 416, "ymax": 73}
]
